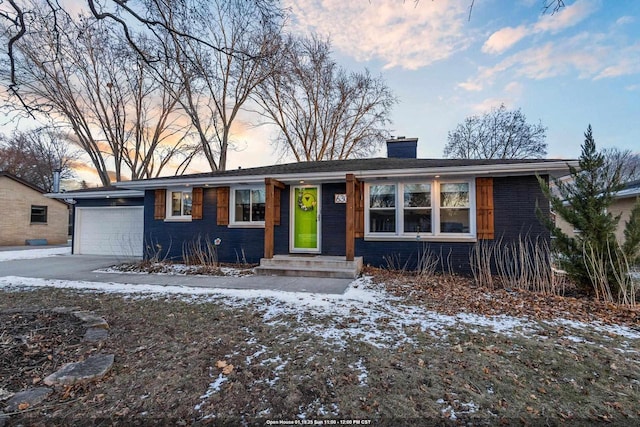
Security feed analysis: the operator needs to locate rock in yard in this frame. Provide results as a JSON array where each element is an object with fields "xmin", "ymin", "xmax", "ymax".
[
  {"xmin": 4, "ymin": 387, "xmax": 52, "ymax": 412},
  {"xmin": 44, "ymin": 354, "xmax": 115, "ymax": 386},
  {"xmin": 72, "ymin": 311, "xmax": 109, "ymax": 329},
  {"xmin": 0, "ymin": 388, "xmax": 13, "ymax": 402},
  {"xmin": 84, "ymin": 327, "xmax": 109, "ymax": 343}
]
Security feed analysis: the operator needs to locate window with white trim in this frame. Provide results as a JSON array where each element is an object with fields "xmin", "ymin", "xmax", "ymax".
[
  {"xmin": 365, "ymin": 180, "xmax": 475, "ymax": 238},
  {"xmin": 166, "ymin": 189, "xmax": 192, "ymax": 220},
  {"xmin": 230, "ymin": 186, "xmax": 265, "ymax": 225},
  {"xmin": 439, "ymin": 183, "xmax": 470, "ymax": 233}
]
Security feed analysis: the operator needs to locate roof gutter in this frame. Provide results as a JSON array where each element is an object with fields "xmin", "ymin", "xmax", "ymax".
[
  {"xmin": 114, "ymin": 160, "xmax": 578, "ymax": 190},
  {"xmin": 45, "ymin": 190, "xmax": 145, "ymax": 199}
]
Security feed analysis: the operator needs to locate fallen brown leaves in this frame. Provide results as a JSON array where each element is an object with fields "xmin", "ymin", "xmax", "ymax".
[{"xmin": 366, "ymin": 267, "xmax": 640, "ymax": 327}]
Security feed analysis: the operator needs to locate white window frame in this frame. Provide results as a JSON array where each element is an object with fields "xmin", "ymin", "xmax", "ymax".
[
  {"xmin": 364, "ymin": 179, "xmax": 477, "ymax": 241},
  {"xmin": 165, "ymin": 188, "xmax": 192, "ymax": 221},
  {"xmin": 229, "ymin": 185, "xmax": 266, "ymax": 228}
]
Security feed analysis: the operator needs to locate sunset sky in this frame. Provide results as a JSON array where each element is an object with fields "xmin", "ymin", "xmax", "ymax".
[
  {"xmin": 5, "ymin": 0, "xmax": 638, "ymax": 184},
  {"xmin": 228, "ymin": 0, "xmax": 640, "ymax": 169}
]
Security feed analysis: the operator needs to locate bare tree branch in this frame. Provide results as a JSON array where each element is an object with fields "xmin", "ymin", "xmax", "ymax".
[
  {"xmin": 444, "ymin": 104, "xmax": 547, "ymax": 159},
  {"xmin": 5, "ymin": 8, "xmax": 199, "ymax": 184},
  {"xmin": 254, "ymin": 35, "xmax": 396, "ymax": 162}
]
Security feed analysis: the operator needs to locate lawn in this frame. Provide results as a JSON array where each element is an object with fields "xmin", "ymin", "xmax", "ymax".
[{"xmin": 1, "ymin": 270, "xmax": 639, "ymax": 425}]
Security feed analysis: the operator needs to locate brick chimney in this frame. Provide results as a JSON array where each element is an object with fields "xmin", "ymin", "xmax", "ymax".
[{"xmin": 386, "ymin": 137, "xmax": 418, "ymax": 159}]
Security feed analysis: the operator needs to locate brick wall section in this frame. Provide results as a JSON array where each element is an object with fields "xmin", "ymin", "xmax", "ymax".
[
  {"xmin": 493, "ymin": 175, "xmax": 550, "ymax": 241},
  {"xmin": 0, "ymin": 176, "xmax": 69, "ymax": 246}
]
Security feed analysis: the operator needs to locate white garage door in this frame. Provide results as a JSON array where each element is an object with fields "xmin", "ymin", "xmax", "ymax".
[{"xmin": 74, "ymin": 207, "xmax": 144, "ymax": 256}]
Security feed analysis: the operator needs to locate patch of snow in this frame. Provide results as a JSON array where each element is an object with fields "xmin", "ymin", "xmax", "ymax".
[
  {"xmin": 297, "ymin": 399, "xmax": 339, "ymax": 419},
  {"xmin": 194, "ymin": 373, "xmax": 227, "ymax": 411},
  {"xmin": 246, "ymin": 345, "xmax": 268, "ymax": 365},
  {"xmin": 95, "ymin": 263, "xmax": 252, "ymax": 277},
  {"xmin": 1, "ymin": 275, "xmax": 639, "ymax": 355},
  {"xmin": 0, "ymin": 247, "xmax": 70, "ymax": 262},
  {"xmin": 547, "ymin": 318, "xmax": 640, "ymax": 340},
  {"xmin": 440, "ymin": 400, "xmax": 479, "ymax": 421},
  {"xmin": 349, "ymin": 358, "xmax": 368, "ymax": 387}
]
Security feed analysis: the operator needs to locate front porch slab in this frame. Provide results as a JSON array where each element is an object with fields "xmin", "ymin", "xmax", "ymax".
[{"xmin": 255, "ymin": 255, "xmax": 363, "ymax": 279}]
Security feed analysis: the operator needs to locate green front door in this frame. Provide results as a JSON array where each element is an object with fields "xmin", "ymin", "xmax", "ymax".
[{"xmin": 291, "ymin": 186, "xmax": 320, "ymax": 252}]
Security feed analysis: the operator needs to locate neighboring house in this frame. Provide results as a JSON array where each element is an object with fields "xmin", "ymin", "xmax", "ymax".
[
  {"xmin": 52, "ymin": 139, "xmax": 575, "ymax": 276},
  {"xmin": 555, "ymin": 179, "xmax": 640, "ymax": 245},
  {"xmin": 0, "ymin": 171, "xmax": 69, "ymax": 246}
]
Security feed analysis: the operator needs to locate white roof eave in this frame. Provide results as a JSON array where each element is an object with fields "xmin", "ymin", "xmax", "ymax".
[
  {"xmin": 114, "ymin": 160, "xmax": 578, "ymax": 190},
  {"xmin": 45, "ymin": 190, "xmax": 145, "ymax": 199}
]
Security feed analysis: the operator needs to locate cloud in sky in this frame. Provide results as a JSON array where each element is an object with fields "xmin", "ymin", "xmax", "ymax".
[
  {"xmin": 482, "ymin": 0, "xmax": 596, "ymax": 55},
  {"xmin": 461, "ymin": 29, "xmax": 639, "ymax": 92},
  {"xmin": 282, "ymin": 0, "xmax": 472, "ymax": 70}
]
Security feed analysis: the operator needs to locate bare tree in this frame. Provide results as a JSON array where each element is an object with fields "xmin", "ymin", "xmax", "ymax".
[
  {"xmin": 444, "ymin": 104, "xmax": 547, "ymax": 159},
  {"xmin": 5, "ymin": 7, "xmax": 199, "ymax": 185},
  {"xmin": 150, "ymin": 0, "xmax": 282, "ymax": 171},
  {"xmin": 0, "ymin": 127, "xmax": 79, "ymax": 191},
  {"xmin": 255, "ymin": 35, "xmax": 396, "ymax": 162},
  {"xmin": 601, "ymin": 147, "xmax": 640, "ymax": 184}
]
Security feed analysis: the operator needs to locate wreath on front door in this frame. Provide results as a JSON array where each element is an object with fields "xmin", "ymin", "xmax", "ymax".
[{"xmin": 298, "ymin": 191, "xmax": 316, "ymax": 211}]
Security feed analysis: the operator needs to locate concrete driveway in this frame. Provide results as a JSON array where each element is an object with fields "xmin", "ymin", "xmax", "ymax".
[{"xmin": 0, "ymin": 252, "xmax": 352, "ymax": 295}]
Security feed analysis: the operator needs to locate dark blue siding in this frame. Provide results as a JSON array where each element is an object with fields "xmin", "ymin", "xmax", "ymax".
[
  {"xmin": 321, "ymin": 183, "xmax": 347, "ymax": 255},
  {"xmin": 355, "ymin": 175, "xmax": 549, "ymax": 274},
  {"xmin": 144, "ymin": 189, "xmax": 265, "ymax": 264},
  {"xmin": 493, "ymin": 175, "xmax": 549, "ymax": 241},
  {"xmin": 74, "ymin": 197, "xmax": 144, "ymax": 208},
  {"xmin": 142, "ymin": 175, "xmax": 550, "ymax": 272},
  {"xmin": 273, "ymin": 187, "xmax": 290, "ymax": 255}
]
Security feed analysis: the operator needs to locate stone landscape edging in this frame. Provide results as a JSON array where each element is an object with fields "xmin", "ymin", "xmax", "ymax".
[{"xmin": 1, "ymin": 308, "xmax": 115, "ymax": 424}]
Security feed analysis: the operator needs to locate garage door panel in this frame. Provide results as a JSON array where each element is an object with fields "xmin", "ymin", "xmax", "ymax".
[{"xmin": 74, "ymin": 207, "xmax": 144, "ymax": 256}]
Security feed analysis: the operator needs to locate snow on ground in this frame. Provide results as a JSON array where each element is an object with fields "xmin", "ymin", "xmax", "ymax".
[
  {"xmin": 0, "ymin": 247, "xmax": 70, "ymax": 262},
  {"xmin": 95, "ymin": 264, "xmax": 251, "ymax": 277},
  {"xmin": 3, "ymin": 273, "xmax": 639, "ymax": 421},
  {"xmin": 1, "ymin": 275, "xmax": 639, "ymax": 346}
]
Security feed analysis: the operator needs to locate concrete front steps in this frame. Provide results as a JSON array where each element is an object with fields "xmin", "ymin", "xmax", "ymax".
[{"xmin": 254, "ymin": 255, "xmax": 363, "ymax": 279}]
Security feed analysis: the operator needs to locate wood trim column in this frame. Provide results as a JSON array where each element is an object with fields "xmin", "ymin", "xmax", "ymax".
[
  {"xmin": 476, "ymin": 177, "xmax": 494, "ymax": 240},
  {"xmin": 346, "ymin": 174, "xmax": 356, "ymax": 261},
  {"xmin": 264, "ymin": 178, "xmax": 285, "ymax": 259},
  {"xmin": 154, "ymin": 189, "xmax": 166, "ymax": 220},
  {"xmin": 216, "ymin": 187, "xmax": 229, "ymax": 225},
  {"xmin": 191, "ymin": 187, "xmax": 203, "ymax": 220}
]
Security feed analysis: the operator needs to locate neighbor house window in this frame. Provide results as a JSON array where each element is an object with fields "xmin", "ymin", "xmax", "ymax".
[
  {"xmin": 365, "ymin": 180, "xmax": 474, "ymax": 239},
  {"xmin": 231, "ymin": 187, "xmax": 265, "ymax": 225},
  {"xmin": 166, "ymin": 190, "xmax": 192, "ymax": 220},
  {"xmin": 30, "ymin": 205, "xmax": 48, "ymax": 224}
]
